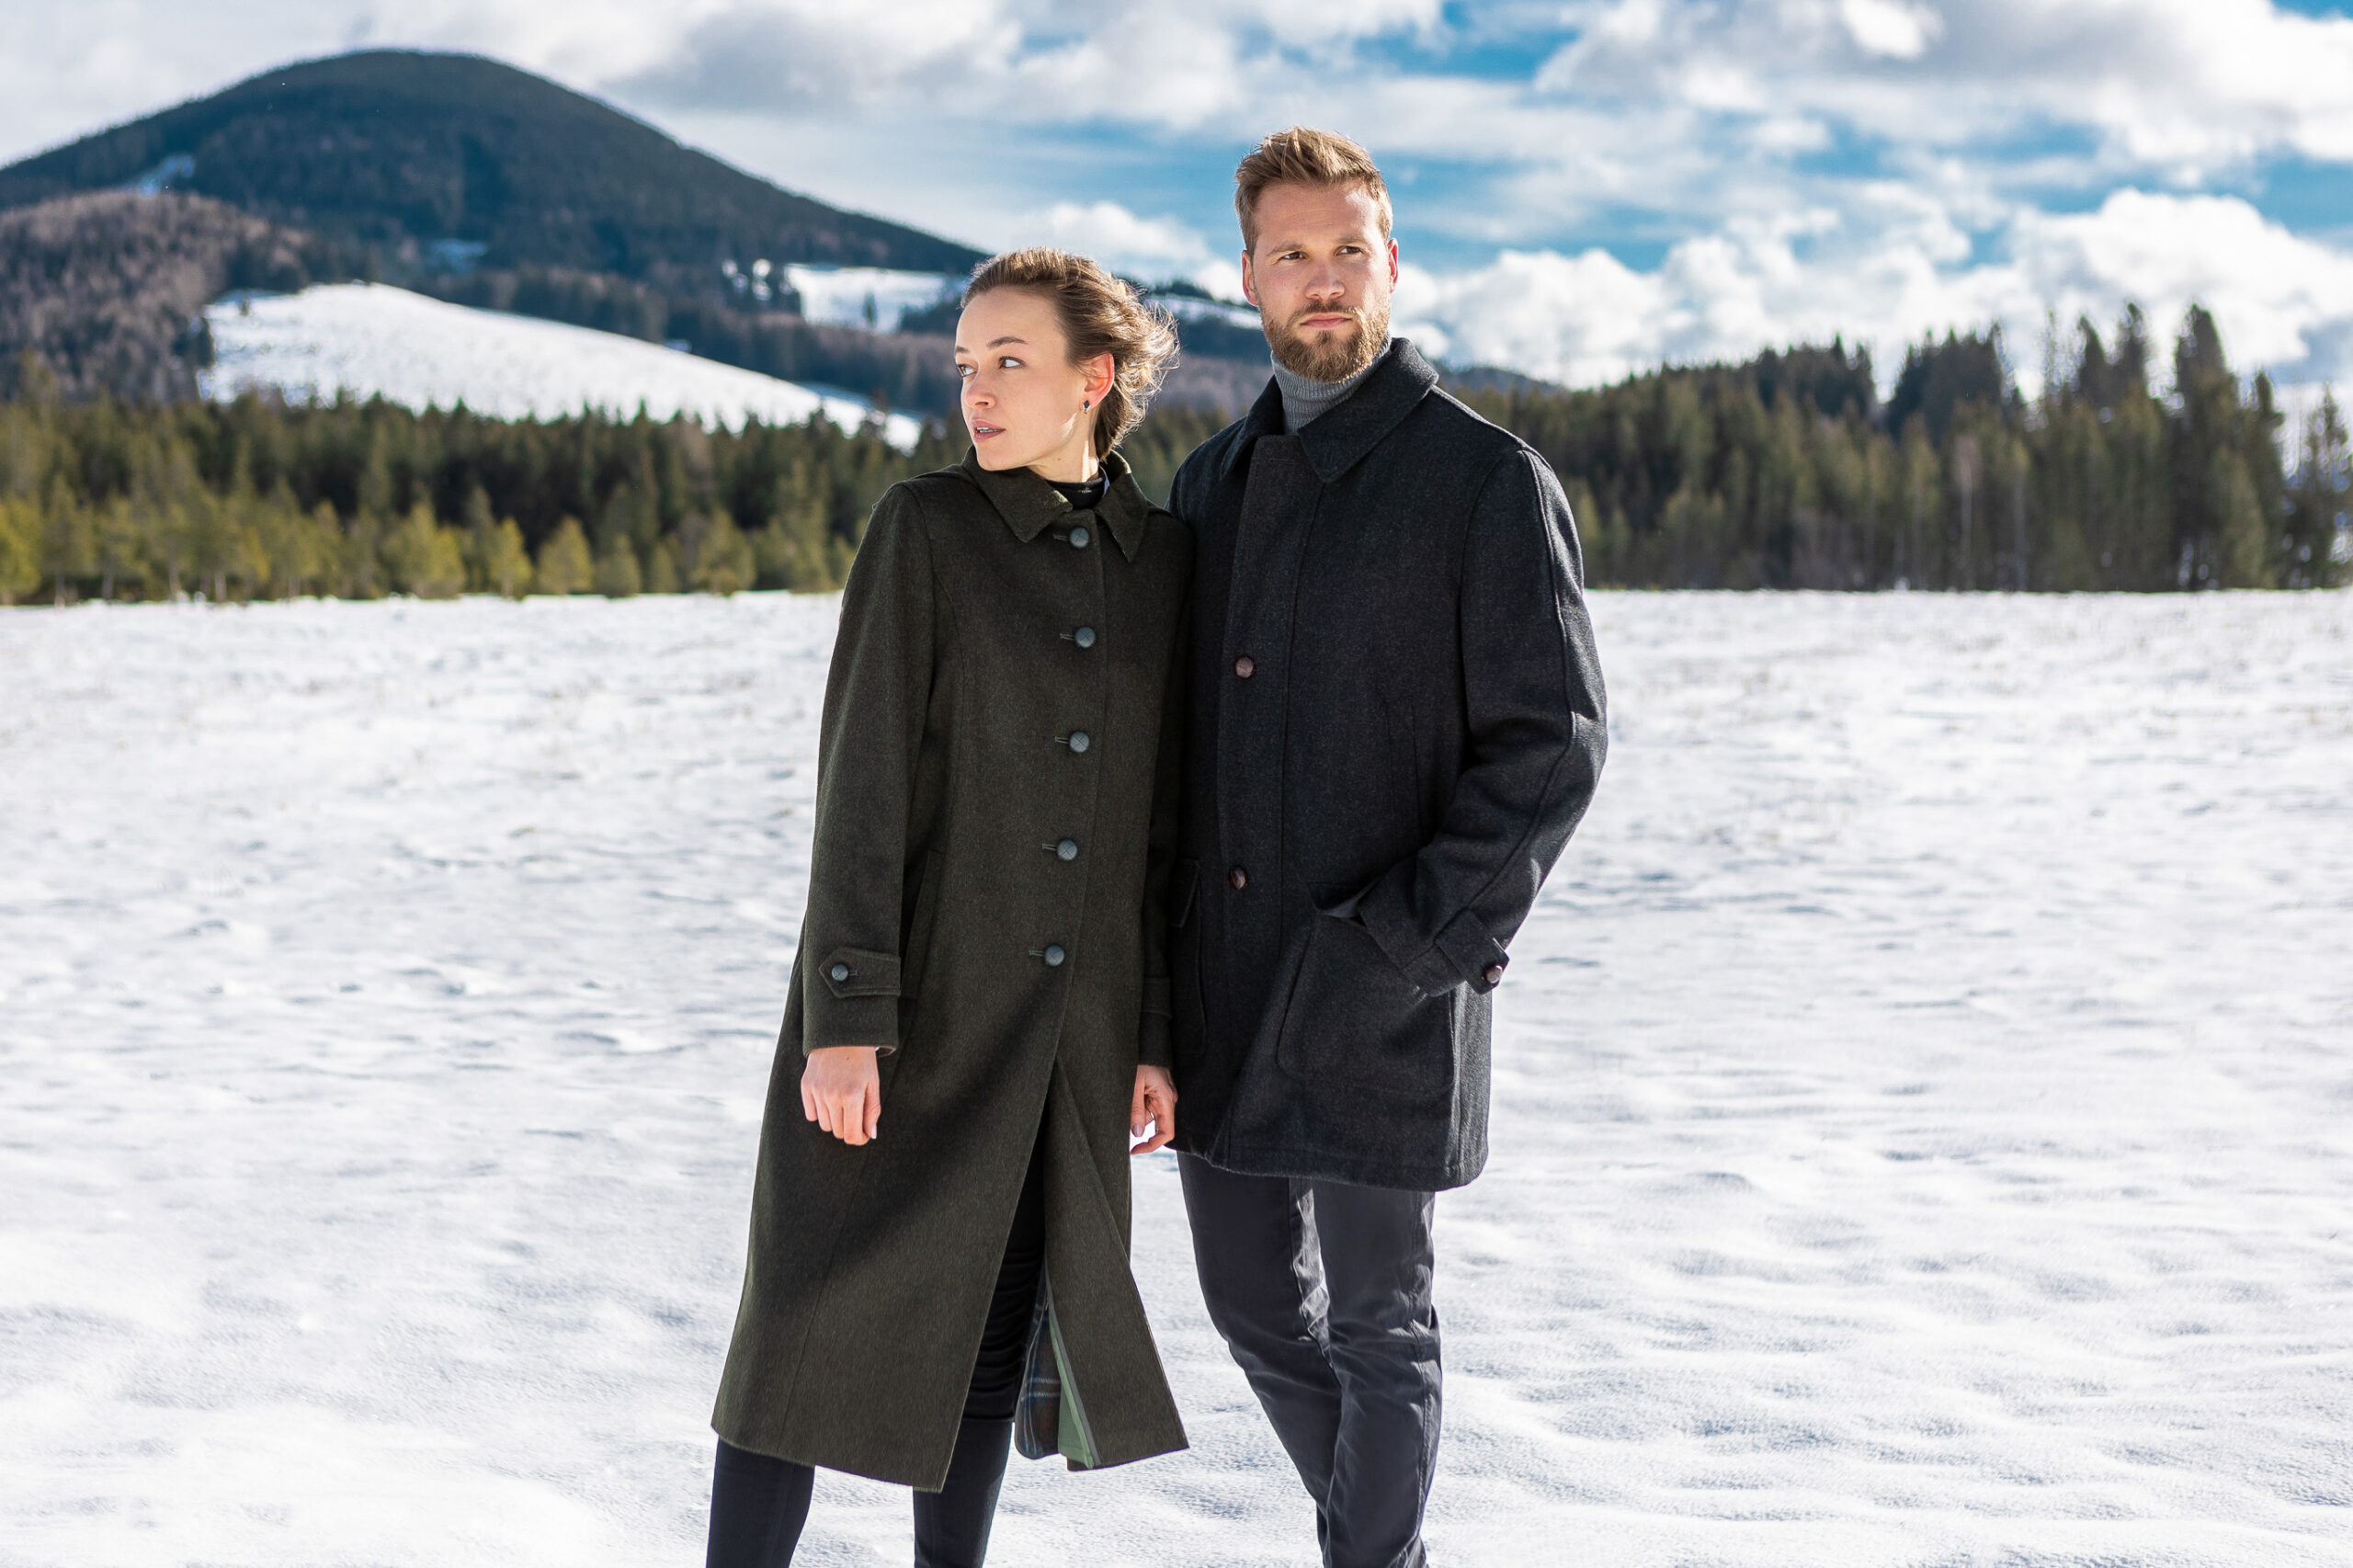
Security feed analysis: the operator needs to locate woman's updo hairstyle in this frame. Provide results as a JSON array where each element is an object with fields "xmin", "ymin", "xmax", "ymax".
[{"xmin": 962, "ymin": 248, "xmax": 1179, "ymax": 457}]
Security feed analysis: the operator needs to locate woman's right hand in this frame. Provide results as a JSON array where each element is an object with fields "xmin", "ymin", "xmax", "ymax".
[{"xmin": 801, "ymin": 1046, "xmax": 882, "ymax": 1145}]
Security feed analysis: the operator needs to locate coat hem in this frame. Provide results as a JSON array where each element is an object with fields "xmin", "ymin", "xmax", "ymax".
[
  {"xmin": 1179, "ymin": 1134, "xmax": 1480, "ymax": 1194},
  {"xmin": 709, "ymin": 1415, "xmax": 953, "ymax": 1493}
]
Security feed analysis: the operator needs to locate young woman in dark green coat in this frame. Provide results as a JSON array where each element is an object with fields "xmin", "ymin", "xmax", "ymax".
[{"xmin": 705, "ymin": 249, "xmax": 1192, "ymax": 1567}]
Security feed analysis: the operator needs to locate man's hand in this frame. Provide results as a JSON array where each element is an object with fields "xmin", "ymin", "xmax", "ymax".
[
  {"xmin": 802, "ymin": 1046, "xmax": 881, "ymax": 1145},
  {"xmin": 1131, "ymin": 1064, "xmax": 1177, "ymax": 1154}
]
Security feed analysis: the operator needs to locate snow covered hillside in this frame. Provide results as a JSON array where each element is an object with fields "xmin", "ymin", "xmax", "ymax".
[
  {"xmin": 777, "ymin": 265, "xmax": 961, "ymax": 330},
  {"xmin": 3, "ymin": 594, "xmax": 2349, "ymax": 1566},
  {"xmin": 199, "ymin": 284, "xmax": 923, "ymax": 448}
]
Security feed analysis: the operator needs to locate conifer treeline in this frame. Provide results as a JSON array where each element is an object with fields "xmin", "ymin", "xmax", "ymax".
[
  {"xmin": 1, "ymin": 304, "xmax": 2347, "ymax": 605},
  {"xmin": 1455, "ymin": 306, "xmax": 2347, "ymax": 591}
]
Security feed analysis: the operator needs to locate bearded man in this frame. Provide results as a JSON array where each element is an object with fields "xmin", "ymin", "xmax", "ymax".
[{"xmin": 1164, "ymin": 127, "xmax": 1608, "ymax": 1568}]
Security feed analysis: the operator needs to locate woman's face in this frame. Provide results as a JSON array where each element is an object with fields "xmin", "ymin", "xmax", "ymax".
[{"xmin": 955, "ymin": 289, "xmax": 1113, "ymax": 477}]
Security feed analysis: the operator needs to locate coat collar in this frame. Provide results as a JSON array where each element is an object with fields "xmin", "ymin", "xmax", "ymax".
[
  {"xmin": 1218, "ymin": 337, "xmax": 1442, "ymax": 487},
  {"xmin": 958, "ymin": 447, "xmax": 1152, "ymax": 559}
]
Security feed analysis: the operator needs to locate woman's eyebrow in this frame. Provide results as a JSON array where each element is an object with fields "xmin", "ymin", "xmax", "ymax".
[{"xmin": 986, "ymin": 335, "xmax": 1029, "ymax": 348}]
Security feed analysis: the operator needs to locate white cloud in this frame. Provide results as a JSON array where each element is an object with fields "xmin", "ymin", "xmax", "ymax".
[
  {"xmin": 1017, "ymin": 201, "xmax": 1245, "ymax": 298},
  {"xmin": 1839, "ymin": 0, "xmax": 1942, "ymax": 62},
  {"xmin": 1397, "ymin": 188, "xmax": 2353, "ymax": 395}
]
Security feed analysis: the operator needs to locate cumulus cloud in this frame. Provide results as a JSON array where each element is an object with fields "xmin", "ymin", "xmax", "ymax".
[
  {"xmin": 1014, "ymin": 201, "xmax": 1245, "ymax": 298},
  {"xmin": 1397, "ymin": 187, "xmax": 2353, "ymax": 393}
]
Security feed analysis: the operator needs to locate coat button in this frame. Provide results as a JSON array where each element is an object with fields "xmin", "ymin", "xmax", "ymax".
[
  {"xmin": 1233, "ymin": 654, "xmax": 1256, "ymax": 678},
  {"xmin": 1042, "ymin": 944, "xmax": 1067, "ymax": 967},
  {"xmin": 1228, "ymin": 866, "xmax": 1248, "ymax": 891},
  {"xmin": 829, "ymin": 963, "xmax": 850, "ymax": 982},
  {"xmin": 1483, "ymin": 962, "xmax": 1506, "ymax": 986},
  {"xmin": 1073, "ymin": 625, "xmax": 1097, "ymax": 649},
  {"xmin": 1065, "ymin": 730, "xmax": 1091, "ymax": 754},
  {"xmin": 1056, "ymin": 838, "xmax": 1079, "ymax": 861},
  {"xmin": 1069, "ymin": 526, "xmax": 1091, "ymax": 549}
]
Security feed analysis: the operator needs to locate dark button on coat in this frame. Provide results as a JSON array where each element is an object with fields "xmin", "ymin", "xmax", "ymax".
[
  {"xmin": 1167, "ymin": 340, "xmax": 1608, "ymax": 1193},
  {"xmin": 712, "ymin": 449, "xmax": 1191, "ymax": 1489}
]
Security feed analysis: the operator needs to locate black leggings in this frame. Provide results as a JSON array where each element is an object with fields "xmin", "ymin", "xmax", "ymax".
[{"xmin": 707, "ymin": 1144, "xmax": 1048, "ymax": 1568}]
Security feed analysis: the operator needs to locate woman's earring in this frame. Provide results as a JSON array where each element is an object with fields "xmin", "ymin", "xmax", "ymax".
[{"xmin": 1082, "ymin": 399, "xmax": 1091, "ymax": 410}]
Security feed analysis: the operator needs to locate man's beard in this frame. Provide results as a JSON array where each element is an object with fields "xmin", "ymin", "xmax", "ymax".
[{"xmin": 1264, "ymin": 297, "xmax": 1392, "ymax": 383}]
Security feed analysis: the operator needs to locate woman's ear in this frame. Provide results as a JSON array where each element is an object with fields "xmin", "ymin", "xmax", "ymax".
[{"xmin": 1086, "ymin": 351, "xmax": 1116, "ymax": 403}]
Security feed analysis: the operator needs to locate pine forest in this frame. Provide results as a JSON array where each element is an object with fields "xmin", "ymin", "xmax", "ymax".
[{"xmin": 1, "ymin": 304, "xmax": 2345, "ymax": 606}]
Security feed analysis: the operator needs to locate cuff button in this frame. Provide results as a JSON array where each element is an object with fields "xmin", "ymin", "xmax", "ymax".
[{"xmin": 1483, "ymin": 963, "xmax": 1506, "ymax": 986}]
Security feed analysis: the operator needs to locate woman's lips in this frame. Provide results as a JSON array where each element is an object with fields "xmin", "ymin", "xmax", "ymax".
[{"xmin": 971, "ymin": 421, "xmax": 1004, "ymax": 439}]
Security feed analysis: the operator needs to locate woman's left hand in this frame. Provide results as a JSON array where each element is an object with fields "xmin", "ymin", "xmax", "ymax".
[{"xmin": 1131, "ymin": 1065, "xmax": 1177, "ymax": 1154}]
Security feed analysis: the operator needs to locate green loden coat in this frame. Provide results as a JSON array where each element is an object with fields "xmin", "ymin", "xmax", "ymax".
[{"xmin": 711, "ymin": 449, "xmax": 1192, "ymax": 1491}]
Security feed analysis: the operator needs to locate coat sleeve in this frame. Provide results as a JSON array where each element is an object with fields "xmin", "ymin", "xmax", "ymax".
[
  {"xmin": 1354, "ymin": 448, "xmax": 1608, "ymax": 995},
  {"xmin": 798, "ymin": 484, "xmax": 937, "ymax": 1053}
]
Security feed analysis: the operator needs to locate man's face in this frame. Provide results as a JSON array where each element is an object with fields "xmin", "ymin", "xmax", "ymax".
[{"xmin": 1241, "ymin": 182, "xmax": 1399, "ymax": 384}]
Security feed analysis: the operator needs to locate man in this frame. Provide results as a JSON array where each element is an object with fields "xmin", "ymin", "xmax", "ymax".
[{"xmin": 1165, "ymin": 127, "xmax": 1608, "ymax": 1567}]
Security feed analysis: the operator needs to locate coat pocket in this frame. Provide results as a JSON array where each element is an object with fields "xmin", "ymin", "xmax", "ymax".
[
  {"xmin": 1273, "ymin": 911, "xmax": 1458, "ymax": 1109},
  {"xmin": 900, "ymin": 847, "xmax": 947, "ymax": 1005}
]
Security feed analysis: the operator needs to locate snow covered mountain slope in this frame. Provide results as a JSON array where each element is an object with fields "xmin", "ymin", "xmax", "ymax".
[
  {"xmin": 199, "ymin": 284, "xmax": 924, "ymax": 449},
  {"xmin": 777, "ymin": 265, "xmax": 961, "ymax": 330},
  {"xmin": 3, "ymin": 593, "xmax": 2348, "ymax": 1566}
]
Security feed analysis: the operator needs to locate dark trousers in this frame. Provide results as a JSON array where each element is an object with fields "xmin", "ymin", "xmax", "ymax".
[
  {"xmin": 707, "ymin": 1144, "xmax": 1047, "ymax": 1568},
  {"xmin": 1178, "ymin": 1153, "xmax": 1440, "ymax": 1568}
]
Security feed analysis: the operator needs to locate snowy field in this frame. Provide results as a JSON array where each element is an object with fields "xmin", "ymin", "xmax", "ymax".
[
  {"xmin": 199, "ymin": 285, "xmax": 922, "ymax": 448},
  {"xmin": 3, "ymin": 591, "xmax": 2349, "ymax": 1568}
]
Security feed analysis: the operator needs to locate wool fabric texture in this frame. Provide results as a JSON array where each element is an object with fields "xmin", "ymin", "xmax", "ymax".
[
  {"xmin": 1166, "ymin": 339, "xmax": 1608, "ymax": 1192},
  {"xmin": 712, "ymin": 449, "xmax": 1191, "ymax": 1488}
]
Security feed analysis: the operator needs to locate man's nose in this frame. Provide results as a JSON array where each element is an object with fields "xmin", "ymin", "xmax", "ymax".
[{"xmin": 1304, "ymin": 273, "xmax": 1347, "ymax": 304}]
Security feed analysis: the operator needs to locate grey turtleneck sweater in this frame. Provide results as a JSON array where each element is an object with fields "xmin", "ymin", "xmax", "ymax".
[{"xmin": 1271, "ymin": 338, "xmax": 1394, "ymax": 431}]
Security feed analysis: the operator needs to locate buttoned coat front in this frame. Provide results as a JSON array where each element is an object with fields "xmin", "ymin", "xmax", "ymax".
[{"xmin": 711, "ymin": 450, "xmax": 1190, "ymax": 1491}]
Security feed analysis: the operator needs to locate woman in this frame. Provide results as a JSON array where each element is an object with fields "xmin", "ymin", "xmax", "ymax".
[{"xmin": 705, "ymin": 249, "xmax": 1191, "ymax": 1568}]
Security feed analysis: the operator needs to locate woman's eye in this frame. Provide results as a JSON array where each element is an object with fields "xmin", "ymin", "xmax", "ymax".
[
  {"xmin": 956, "ymin": 364, "xmax": 975, "ymax": 379},
  {"xmin": 998, "ymin": 356, "xmax": 1023, "ymax": 369}
]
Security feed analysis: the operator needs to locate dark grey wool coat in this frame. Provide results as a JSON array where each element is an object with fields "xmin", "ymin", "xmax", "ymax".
[
  {"xmin": 1165, "ymin": 339, "xmax": 1607, "ymax": 1193},
  {"xmin": 712, "ymin": 450, "xmax": 1190, "ymax": 1490}
]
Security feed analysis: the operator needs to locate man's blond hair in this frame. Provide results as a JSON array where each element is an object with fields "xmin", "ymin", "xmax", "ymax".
[{"xmin": 1233, "ymin": 127, "xmax": 1393, "ymax": 254}]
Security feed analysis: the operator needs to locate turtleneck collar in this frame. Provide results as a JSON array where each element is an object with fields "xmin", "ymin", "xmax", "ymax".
[{"xmin": 1271, "ymin": 337, "xmax": 1394, "ymax": 432}]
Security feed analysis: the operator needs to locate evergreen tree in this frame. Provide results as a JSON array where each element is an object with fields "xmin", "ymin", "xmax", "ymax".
[
  {"xmin": 484, "ymin": 517, "xmax": 532, "ymax": 598},
  {"xmin": 383, "ymin": 501, "xmax": 466, "ymax": 597},
  {"xmin": 459, "ymin": 483, "xmax": 496, "ymax": 592},
  {"xmin": 0, "ymin": 496, "xmax": 39, "ymax": 603},
  {"xmin": 2211, "ymin": 448, "xmax": 2271, "ymax": 589},
  {"xmin": 594, "ymin": 533, "xmax": 642, "ymax": 597},
  {"xmin": 2285, "ymin": 392, "xmax": 2348, "ymax": 589},
  {"xmin": 645, "ymin": 537, "xmax": 682, "ymax": 594},
  {"xmin": 692, "ymin": 511, "xmax": 755, "ymax": 595},
  {"xmin": 40, "ymin": 486, "xmax": 93, "ymax": 604},
  {"xmin": 534, "ymin": 516, "xmax": 594, "ymax": 594}
]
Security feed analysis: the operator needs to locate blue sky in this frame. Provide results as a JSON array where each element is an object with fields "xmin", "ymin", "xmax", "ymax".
[{"xmin": 2, "ymin": 1, "xmax": 2349, "ymax": 396}]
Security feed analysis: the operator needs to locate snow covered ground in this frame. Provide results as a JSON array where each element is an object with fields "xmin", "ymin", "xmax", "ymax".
[
  {"xmin": 779, "ymin": 267, "xmax": 961, "ymax": 332},
  {"xmin": 3, "ymin": 591, "xmax": 2349, "ymax": 1567},
  {"xmin": 199, "ymin": 285, "xmax": 923, "ymax": 449}
]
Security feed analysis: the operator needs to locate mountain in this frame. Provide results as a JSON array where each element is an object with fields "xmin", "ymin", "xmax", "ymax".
[
  {"xmin": 0, "ymin": 50, "xmax": 983, "ymax": 289},
  {"xmin": 0, "ymin": 50, "xmax": 1280, "ymax": 416}
]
